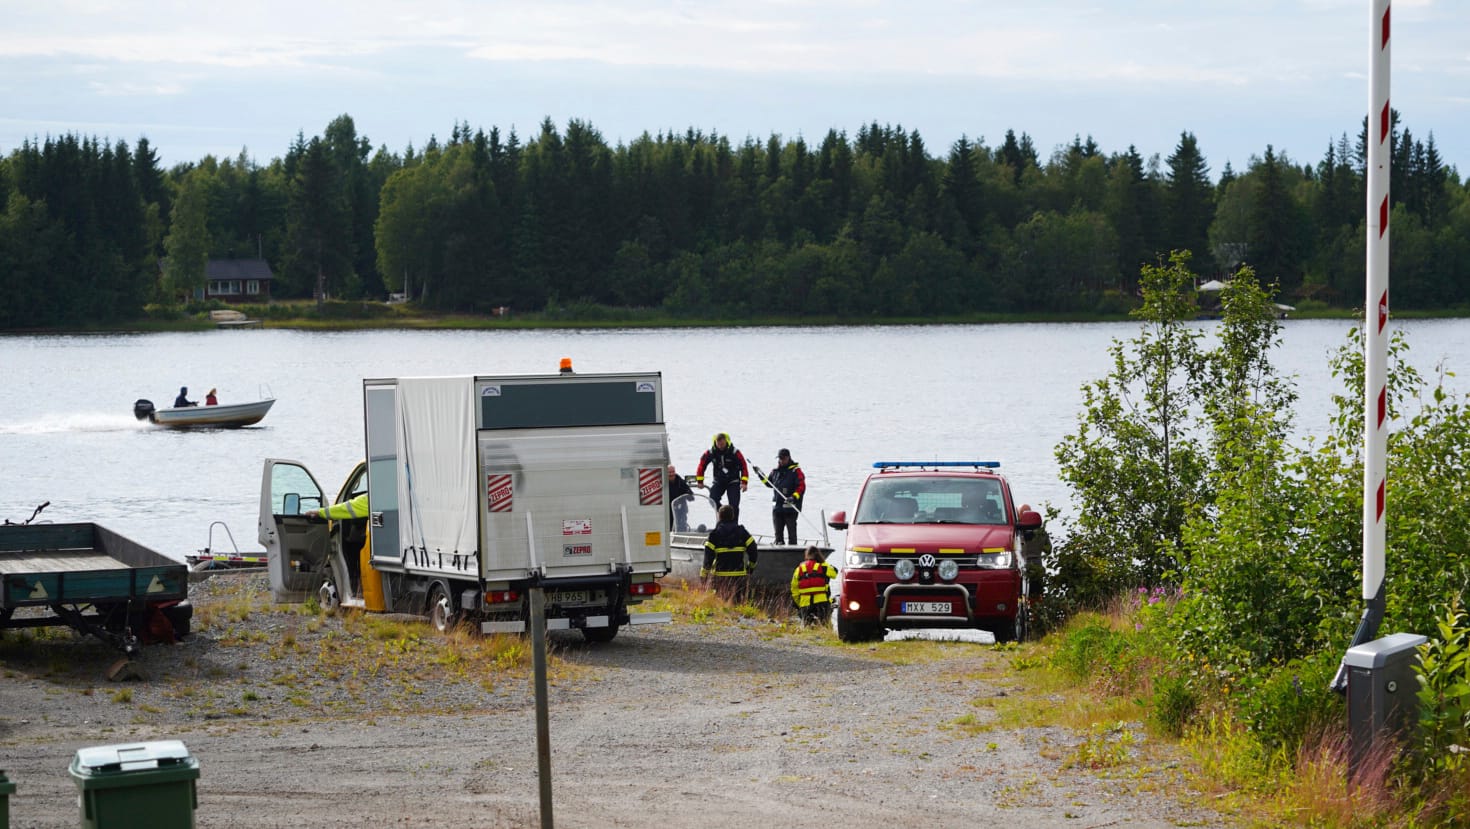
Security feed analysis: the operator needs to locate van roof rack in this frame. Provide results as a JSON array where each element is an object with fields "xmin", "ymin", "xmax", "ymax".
[{"xmin": 872, "ymin": 461, "xmax": 1000, "ymax": 470}]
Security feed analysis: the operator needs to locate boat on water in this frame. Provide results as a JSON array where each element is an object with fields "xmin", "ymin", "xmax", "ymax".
[
  {"xmin": 667, "ymin": 491, "xmax": 834, "ymax": 593},
  {"xmin": 133, "ymin": 397, "xmax": 275, "ymax": 429}
]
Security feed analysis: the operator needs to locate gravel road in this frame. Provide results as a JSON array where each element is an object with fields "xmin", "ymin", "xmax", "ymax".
[{"xmin": 0, "ymin": 573, "xmax": 1230, "ymax": 828}]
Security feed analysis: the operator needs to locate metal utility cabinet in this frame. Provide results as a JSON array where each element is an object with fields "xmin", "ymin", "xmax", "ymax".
[{"xmin": 1344, "ymin": 632, "xmax": 1427, "ymax": 778}]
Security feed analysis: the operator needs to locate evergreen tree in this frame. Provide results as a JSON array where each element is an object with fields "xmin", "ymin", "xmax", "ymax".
[{"xmin": 1164, "ymin": 132, "xmax": 1214, "ymax": 270}]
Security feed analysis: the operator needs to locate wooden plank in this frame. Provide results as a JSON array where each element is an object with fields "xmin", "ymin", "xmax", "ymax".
[{"xmin": 0, "ymin": 549, "xmax": 130, "ymax": 574}]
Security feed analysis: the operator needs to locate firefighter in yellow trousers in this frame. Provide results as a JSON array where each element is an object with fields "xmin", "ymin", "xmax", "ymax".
[{"xmin": 790, "ymin": 545, "xmax": 837, "ymax": 626}]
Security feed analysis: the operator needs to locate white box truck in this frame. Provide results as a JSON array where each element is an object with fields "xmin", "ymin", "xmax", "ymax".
[{"xmin": 257, "ymin": 371, "xmax": 672, "ymax": 642}]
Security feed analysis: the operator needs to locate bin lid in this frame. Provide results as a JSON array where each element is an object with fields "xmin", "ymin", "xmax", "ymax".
[
  {"xmin": 73, "ymin": 740, "xmax": 192, "ymax": 773},
  {"xmin": 1343, "ymin": 632, "xmax": 1429, "ymax": 669}
]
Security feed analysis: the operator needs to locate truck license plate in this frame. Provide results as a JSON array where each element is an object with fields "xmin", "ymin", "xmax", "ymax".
[
  {"xmin": 551, "ymin": 591, "xmax": 590, "ymax": 604},
  {"xmin": 902, "ymin": 601, "xmax": 952, "ymax": 614}
]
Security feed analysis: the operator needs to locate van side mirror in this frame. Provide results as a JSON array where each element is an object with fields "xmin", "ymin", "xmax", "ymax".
[
  {"xmin": 828, "ymin": 510, "xmax": 848, "ymax": 531},
  {"xmin": 283, "ymin": 493, "xmax": 301, "ymax": 516},
  {"xmin": 1016, "ymin": 509, "xmax": 1043, "ymax": 531}
]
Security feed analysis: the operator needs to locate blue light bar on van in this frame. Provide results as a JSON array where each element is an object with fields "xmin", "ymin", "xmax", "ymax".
[{"xmin": 873, "ymin": 461, "xmax": 1001, "ymax": 469}]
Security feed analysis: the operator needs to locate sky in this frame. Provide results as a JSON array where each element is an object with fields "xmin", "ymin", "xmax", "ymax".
[{"xmin": 1, "ymin": 0, "xmax": 1466, "ymax": 178}]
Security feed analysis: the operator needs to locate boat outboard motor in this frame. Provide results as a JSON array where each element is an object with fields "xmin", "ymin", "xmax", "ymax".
[{"xmin": 133, "ymin": 399, "xmax": 155, "ymax": 421}]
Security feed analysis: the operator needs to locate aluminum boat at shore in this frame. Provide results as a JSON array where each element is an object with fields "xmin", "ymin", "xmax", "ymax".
[{"xmin": 667, "ymin": 491, "xmax": 833, "ymax": 593}]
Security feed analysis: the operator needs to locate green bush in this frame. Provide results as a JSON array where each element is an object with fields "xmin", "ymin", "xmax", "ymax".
[
  {"xmin": 1235, "ymin": 649, "xmax": 1343, "ymax": 761},
  {"xmin": 1150, "ymin": 672, "xmax": 1198, "ymax": 738},
  {"xmin": 1051, "ymin": 616, "xmax": 1133, "ymax": 682},
  {"xmin": 1416, "ymin": 598, "xmax": 1470, "ymax": 778}
]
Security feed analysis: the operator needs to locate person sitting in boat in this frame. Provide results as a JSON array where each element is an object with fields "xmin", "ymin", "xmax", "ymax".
[
  {"xmin": 667, "ymin": 464, "xmax": 694, "ymax": 532},
  {"xmin": 173, "ymin": 386, "xmax": 197, "ymax": 408},
  {"xmin": 205, "ymin": 388, "xmax": 218, "ymax": 406}
]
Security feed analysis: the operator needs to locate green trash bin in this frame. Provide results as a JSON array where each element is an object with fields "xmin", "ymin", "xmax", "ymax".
[
  {"xmin": 69, "ymin": 741, "xmax": 199, "ymax": 829},
  {"xmin": 0, "ymin": 769, "xmax": 15, "ymax": 828}
]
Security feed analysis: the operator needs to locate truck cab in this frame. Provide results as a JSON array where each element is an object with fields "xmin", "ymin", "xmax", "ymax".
[{"xmin": 826, "ymin": 461, "xmax": 1042, "ymax": 643}]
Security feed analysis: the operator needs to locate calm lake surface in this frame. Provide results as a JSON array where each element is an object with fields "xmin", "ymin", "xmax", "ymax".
[{"xmin": 3, "ymin": 319, "xmax": 1468, "ymax": 561}]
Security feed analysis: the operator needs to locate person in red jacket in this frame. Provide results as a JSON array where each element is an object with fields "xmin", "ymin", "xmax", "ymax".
[{"xmin": 694, "ymin": 432, "xmax": 748, "ymax": 521}]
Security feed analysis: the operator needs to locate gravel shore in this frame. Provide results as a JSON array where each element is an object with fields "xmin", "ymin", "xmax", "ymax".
[{"xmin": 0, "ymin": 573, "xmax": 1231, "ymax": 828}]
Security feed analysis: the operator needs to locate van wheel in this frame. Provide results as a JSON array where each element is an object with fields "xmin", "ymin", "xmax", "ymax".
[
  {"xmin": 428, "ymin": 583, "xmax": 458, "ymax": 633},
  {"xmin": 836, "ymin": 613, "xmax": 879, "ymax": 643},
  {"xmin": 996, "ymin": 606, "xmax": 1027, "ymax": 643}
]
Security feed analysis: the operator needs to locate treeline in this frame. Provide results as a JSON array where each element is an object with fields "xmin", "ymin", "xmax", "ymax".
[{"xmin": 1, "ymin": 112, "xmax": 1466, "ymax": 328}]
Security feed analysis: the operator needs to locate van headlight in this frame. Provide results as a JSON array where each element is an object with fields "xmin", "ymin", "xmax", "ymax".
[
  {"xmin": 975, "ymin": 551, "xmax": 1012, "ymax": 569},
  {"xmin": 894, "ymin": 559, "xmax": 916, "ymax": 581},
  {"xmin": 848, "ymin": 551, "xmax": 878, "ymax": 569}
]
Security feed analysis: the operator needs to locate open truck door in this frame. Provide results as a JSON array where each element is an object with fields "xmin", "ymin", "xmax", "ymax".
[{"xmin": 258, "ymin": 458, "xmax": 330, "ymax": 603}]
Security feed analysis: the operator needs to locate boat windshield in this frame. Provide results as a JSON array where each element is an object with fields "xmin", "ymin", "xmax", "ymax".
[{"xmin": 853, "ymin": 476, "xmax": 1006, "ymax": 525}]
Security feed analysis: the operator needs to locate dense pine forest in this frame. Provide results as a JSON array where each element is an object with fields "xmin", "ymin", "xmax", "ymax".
[{"xmin": 0, "ymin": 112, "xmax": 1465, "ymax": 329}]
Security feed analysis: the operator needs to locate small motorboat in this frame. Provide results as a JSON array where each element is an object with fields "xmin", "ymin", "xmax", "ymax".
[{"xmin": 134, "ymin": 397, "xmax": 275, "ymax": 429}]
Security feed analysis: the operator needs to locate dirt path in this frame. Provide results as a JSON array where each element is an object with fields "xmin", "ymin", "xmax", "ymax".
[{"xmin": 0, "ymin": 576, "xmax": 1231, "ymax": 828}]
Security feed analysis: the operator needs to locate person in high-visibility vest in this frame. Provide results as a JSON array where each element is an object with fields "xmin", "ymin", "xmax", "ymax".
[
  {"xmin": 312, "ymin": 493, "xmax": 369, "ymax": 520},
  {"xmin": 702, "ymin": 504, "xmax": 757, "ymax": 602},
  {"xmin": 790, "ymin": 545, "xmax": 837, "ymax": 625},
  {"xmin": 305, "ymin": 492, "xmax": 386, "ymax": 611}
]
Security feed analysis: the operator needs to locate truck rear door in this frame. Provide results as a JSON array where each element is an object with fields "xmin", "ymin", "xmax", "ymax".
[{"xmin": 479, "ymin": 425, "xmax": 671, "ymax": 581}]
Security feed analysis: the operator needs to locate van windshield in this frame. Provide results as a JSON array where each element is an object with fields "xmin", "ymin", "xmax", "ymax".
[{"xmin": 853, "ymin": 477, "xmax": 1006, "ymax": 525}]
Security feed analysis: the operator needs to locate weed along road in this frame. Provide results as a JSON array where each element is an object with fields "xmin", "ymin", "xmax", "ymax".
[{"xmin": 0, "ymin": 575, "xmax": 1228, "ymax": 828}]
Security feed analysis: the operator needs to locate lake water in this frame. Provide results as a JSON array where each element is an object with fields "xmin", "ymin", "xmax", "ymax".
[{"xmin": 3, "ymin": 319, "xmax": 1468, "ymax": 561}]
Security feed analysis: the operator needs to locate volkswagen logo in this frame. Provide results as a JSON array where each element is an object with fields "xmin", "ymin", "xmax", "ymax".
[{"xmin": 918, "ymin": 554, "xmax": 937, "ymax": 568}]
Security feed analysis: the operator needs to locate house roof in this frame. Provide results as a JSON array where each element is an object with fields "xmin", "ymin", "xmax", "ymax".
[
  {"xmin": 205, "ymin": 259, "xmax": 274, "ymax": 281},
  {"xmin": 1197, "ymin": 279, "xmax": 1228, "ymax": 292}
]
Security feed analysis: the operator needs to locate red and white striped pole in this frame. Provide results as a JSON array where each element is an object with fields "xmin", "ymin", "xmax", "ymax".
[
  {"xmin": 1333, "ymin": 0, "xmax": 1391, "ymax": 695},
  {"xmin": 1362, "ymin": 0, "xmax": 1390, "ymax": 621}
]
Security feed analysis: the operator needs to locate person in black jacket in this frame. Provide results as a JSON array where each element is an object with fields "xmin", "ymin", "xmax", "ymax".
[
  {"xmin": 763, "ymin": 448, "xmax": 806, "ymax": 544},
  {"xmin": 667, "ymin": 464, "xmax": 694, "ymax": 532},
  {"xmin": 702, "ymin": 504, "xmax": 758, "ymax": 601},
  {"xmin": 694, "ymin": 432, "xmax": 749, "ymax": 521},
  {"xmin": 173, "ymin": 386, "xmax": 197, "ymax": 408}
]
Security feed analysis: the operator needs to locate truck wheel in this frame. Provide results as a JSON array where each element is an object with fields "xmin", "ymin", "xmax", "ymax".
[
  {"xmin": 582, "ymin": 624, "xmax": 619, "ymax": 644},
  {"xmin": 316, "ymin": 581, "xmax": 340, "ymax": 613},
  {"xmin": 428, "ymin": 584, "xmax": 459, "ymax": 633}
]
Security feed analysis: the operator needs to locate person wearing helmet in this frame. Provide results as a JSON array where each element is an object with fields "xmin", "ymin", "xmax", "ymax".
[{"xmin": 694, "ymin": 432, "xmax": 749, "ymax": 521}]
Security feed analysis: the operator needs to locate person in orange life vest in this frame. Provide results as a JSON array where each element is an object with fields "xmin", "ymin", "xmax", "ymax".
[
  {"xmin": 205, "ymin": 388, "xmax": 218, "ymax": 406},
  {"xmin": 790, "ymin": 545, "xmax": 837, "ymax": 625},
  {"xmin": 763, "ymin": 448, "xmax": 806, "ymax": 544},
  {"xmin": 702, "ymin": 504, "xmax": 757, "ymax": 602},
  {"xmin": 694, "ymin": 432, "xmax": 748, "ymax": 521}
]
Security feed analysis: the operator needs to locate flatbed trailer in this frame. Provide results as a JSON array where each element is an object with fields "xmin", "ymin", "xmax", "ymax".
[{"xmin": 0, "ymin": 522, "xmax": 192, "ymax": 655}]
